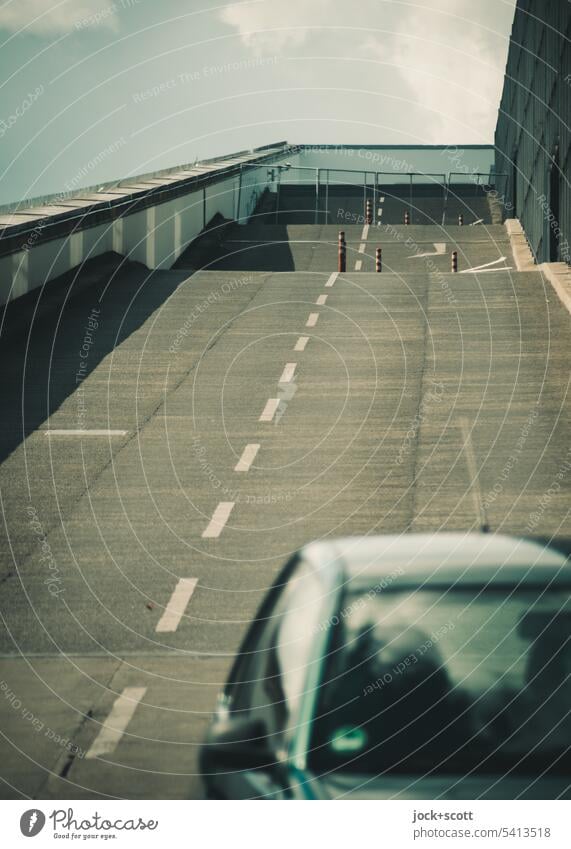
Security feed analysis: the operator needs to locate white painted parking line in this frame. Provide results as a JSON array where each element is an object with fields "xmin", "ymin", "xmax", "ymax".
[
  {"xmin": 358, "ymin": 242, "xmax": 366, "ymax": 253},
  {"xmin": 355, "ymin": 259, "xmax": 363, "ymax": 271},
  {"xmin": 361, "ymin": 224, "xmax": 369, "ymax": 241},
  {"xmin": 155, "ymin": 578, "xmax": 198, "ymax": 633},
  {"xmin": 325, "ymin": 272, "xmax": 338, "ymax": 287},
  {"xmin": 294, "ymin": 336, "xmax": 309, "ymax": 351},
  {"xmin": 306, "ymin": 312, "xmax": 319, "ymax": 327},
  {"xmin": 259, "ymin": 398, "xmax": 280, "ymax": 422},
  {"xmin": 316, "ymin": 294, "xmax": 328, "ymax": 305},
  {"xmin": 202, "ymin": 501, "xmax": 235, "ymax": 537},
  {"xmin": 45, "ymin": 430, "xmax": 128, "ymax": 437},
  {"xmin": 279, "ymin": 363, "xmax": 297, "ymax": 383},
  {"xmin": 86, "ymin": 687, "xmax": 147, "ymax": 759},
  {"xmin": 234, "ymin": 443, "xmax": 260, "ymax": 472}
]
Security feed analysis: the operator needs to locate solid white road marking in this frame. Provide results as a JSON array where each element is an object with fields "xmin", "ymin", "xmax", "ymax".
[
  {"xmin": 410, "ymin": 243, "xmax": 446, "ymax": 259},
  {"xmin": 279, "ymin": 363, "xmax": 297, "ymax": 384},
  {"xmin": 316, "ymin": 294, "xmax": 327, "ymax": 305},
  {"xmin": 461, "ymin": 256, "xmax": 509, "ymax": 273},
  {"xmin": 86, "ymin": 687, "xmax": 147, "ymax": 759},
  {"xmin": 306, "ymin": 312, "xmax": 319, "ymax": 327},
  {"xmin": 325, "ymin": 272, "xmax": 338, "ymax": 287},
  {"xmin": 355, "ymin": 259, "xmax": 363, "ymax": 271},
  {"xmin": 294, "ymin": 336, "xmax": 309, "ymax": 351},
  {"xmin": 202, "ymin": 501, "xmax": 235, "ymax": 537},
  {"xmin": 459, "ymin": 417, "xmax": 487, "ymax": 528},
  {"xmin": 259, "ymin": 398, "xmax": 280, "ymax": 422},
  {"xmin": 361, "ymin": 224, "xmax": 369, "ymax": 241},
  {"xmin": 234, "ymin": 443, "xmax": 260, "ymax": 472},
  {"xmin": 358, "ymin": 242, "xmax": 366, "ymax": 253},
  {"xmin": 155, "ymin": 578, "xmax": 198, "ymax": 633},
  {"xmin": 45, "ymin": 430, "xmax": 128, "ymax": 437}
]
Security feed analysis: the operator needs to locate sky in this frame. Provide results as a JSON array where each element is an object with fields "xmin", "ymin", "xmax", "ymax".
[{"xmin": 0, "ymin": 0, "xmax": 517, "ymax": 204}]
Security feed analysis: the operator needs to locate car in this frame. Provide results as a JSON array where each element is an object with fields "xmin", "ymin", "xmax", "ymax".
[{"xmin": 199, "ymin": 532, "xmax": 571, "ymax": 799}]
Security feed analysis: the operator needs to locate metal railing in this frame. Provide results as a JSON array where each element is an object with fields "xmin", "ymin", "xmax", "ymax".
[{"xmin": 270, "ymin": 165, "xmax": 464, "ymax": 225}]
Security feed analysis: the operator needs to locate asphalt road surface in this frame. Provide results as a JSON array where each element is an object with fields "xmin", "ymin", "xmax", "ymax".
[{"xmin": 0, "ymin": 215, "xmax": 569, "ymax": 799}]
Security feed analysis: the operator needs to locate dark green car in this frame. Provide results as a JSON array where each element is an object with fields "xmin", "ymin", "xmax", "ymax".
[{"xmin": 200, "ymin": 533, "xmax": 571, "ymax": 799}]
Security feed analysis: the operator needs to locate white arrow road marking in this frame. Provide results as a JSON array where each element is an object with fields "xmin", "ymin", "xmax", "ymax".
[
  {"xmin": 202, "ymin": 501, "xmax": 235, "ymax": 537},
  {"xmin": 156, "ymin": 578, "xmax": 198, "ymax": 632},
  {"xmin": 460, "ymin": 256, "xmax": 509, "ymax": 273},
  {"xmin": 234, "ymin": 443, "xmax": 260, "ymax": 472},
  {"xmin": 461, "ymin": 267, "xmax": 514, "ymax": 274},
  {"xmin": 409, "ymin": 243, "xmax": 446, "ymax": 259},
  {"xmin": 86, "ymin": 687, "xmax": 147, "ymax": 759}
]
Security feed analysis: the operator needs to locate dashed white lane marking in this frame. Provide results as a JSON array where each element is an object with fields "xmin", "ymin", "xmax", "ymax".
[
  {"xmin": 377, "ymin": 208, "xmax": 383, "ymax": 218},
  {"xmin": 361, "ymin": 223, "xmax": 369, "ymax": 241},
  {"xmin": 354, "ymin": 259, "xmax": 363, "ymax": 271},
  {"xmin": 155, "ymin": 578, "xmax": 198, "ymax": 633},
  {"xmin": 294, "ymin": 336, "xmax": 309, "ymax": 351},
  {"xmin": 325, "ymin": 272, "xmax": 338, "ymax": 287},
  {"xmin": 259, "ymin": 398, "xmax": 280, "ymax": 422},
  {"xmin": 358, "ymin": 242, "xmax": 366, "ymax": 253},
  {"xmin": 86, "ymin": 687, "xmax": 147, "ymax": 759},
  {"xmin": 306, "ymin": 312, "xmax": 319, "ymax": 327},
  {"xmin": 279, "ymin": 363, "xmax": 297, "ymax": 383},
  {"xmin": 234, "ymin": 443, "xmax": 260, "ymax": 472},
  {"xmin": 470, "ymin": 219, "xmax": 484, "ymax": 226},
  {"xmin": 316, "ymin": 294, "xmax": 328, "ymax": 305},
  {"xmin": 45, "ymin": 430, "xmax": 128, "ymax": 437},
  {"xmin": 202, "ymin": 501, "xmax": 235, "ymax": 537}
]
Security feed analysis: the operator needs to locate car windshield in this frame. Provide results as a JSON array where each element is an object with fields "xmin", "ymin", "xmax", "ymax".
[{"xmin": 309, "ymin": 586, "xmax": 571, "ymax": 777}]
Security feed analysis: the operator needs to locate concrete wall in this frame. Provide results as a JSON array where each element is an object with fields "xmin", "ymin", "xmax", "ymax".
[
  {"xmin": 0, "ymin": 170, "xmax": 272, "ymax": 306},
  {"xmin": 495, "ymin": 0, "xmax": 571, "ymax": 264}
]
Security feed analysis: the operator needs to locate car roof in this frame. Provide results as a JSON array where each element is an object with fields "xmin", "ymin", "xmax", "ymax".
[{"xmin": 301, "ymin": 533, "xmax": 571, "ymax": 589}]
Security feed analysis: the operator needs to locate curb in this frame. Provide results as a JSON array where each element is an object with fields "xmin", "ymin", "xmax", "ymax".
[{"xmin": 504, "ymin": 219, "xmax": 536, "ymax": 271}]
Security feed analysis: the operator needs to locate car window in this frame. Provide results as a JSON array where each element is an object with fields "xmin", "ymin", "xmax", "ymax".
[
  {"xmin": 233, "ymin": 560, "xmax": 328, "ymax": 738},
  {"xmin": 309, "ymin": 587, "xmax": 571, "ymax": 777}
]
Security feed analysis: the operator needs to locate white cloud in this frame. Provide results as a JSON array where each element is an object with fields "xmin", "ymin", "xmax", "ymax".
[
  {"xmin": 219, "ymin": 0, "xmax": 331, "ymax": 55},
  {"xmin": 219, "ymin": 0, "xmax": 513, "ymax": 142},
  {"xmin": 362, "ymin": 0, "xmax": 513, "ymax": 142},
  {"xmin": 0, "ymin": 0, "xmax": 119, "ymax": 35}
]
